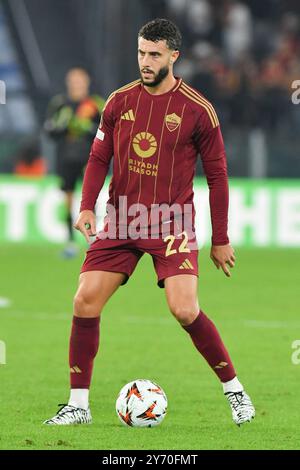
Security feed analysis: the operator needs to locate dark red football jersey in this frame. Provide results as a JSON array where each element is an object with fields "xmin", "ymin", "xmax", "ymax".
[{"xmin": 80, "ymin": 78, "xmax": 229, "ymax": 245}]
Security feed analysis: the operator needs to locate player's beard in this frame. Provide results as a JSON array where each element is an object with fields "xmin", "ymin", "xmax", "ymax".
[{"xmin": 140, "ymin": 65, "xmax": 170, "ymax": 87}]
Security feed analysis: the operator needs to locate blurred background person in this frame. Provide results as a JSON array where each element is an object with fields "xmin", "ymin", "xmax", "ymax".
[{"xmin": 44, "ymin": 68, "xmax": 105, "ymax": 257}]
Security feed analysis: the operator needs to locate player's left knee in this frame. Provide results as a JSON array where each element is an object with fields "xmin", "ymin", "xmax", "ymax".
[{"xmin": 169, "ymin": 304, "xmax": 198, "ymax": 326}]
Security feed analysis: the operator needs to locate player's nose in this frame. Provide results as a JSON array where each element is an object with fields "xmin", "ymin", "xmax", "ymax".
[{"xmin": 140, "ymin": 55, "xmax": 150, "ymax": 67}]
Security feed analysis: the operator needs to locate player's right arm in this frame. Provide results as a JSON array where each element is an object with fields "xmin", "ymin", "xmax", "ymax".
[{"xmin": 74, "ymin": 96, "xmax": 115, "ymax": 243}]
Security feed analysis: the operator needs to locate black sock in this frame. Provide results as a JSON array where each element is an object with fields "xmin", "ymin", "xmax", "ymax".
[{"xmin": 67, "ymin": 211, "xmax": 74, "ymax": 241}]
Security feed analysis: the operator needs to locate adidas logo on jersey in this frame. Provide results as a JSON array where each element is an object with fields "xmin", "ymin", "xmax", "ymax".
[
  {"xmin": 121, "ymin": 109, "xmax": 135, "ymax": 121},
  {"xmin": 179, "ymin": 259, "xmax": 194, "ymax": 270}
]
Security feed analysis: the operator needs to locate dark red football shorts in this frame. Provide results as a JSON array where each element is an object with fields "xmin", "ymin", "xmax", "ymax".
[{"xmin": 81, "ymin": 229, "xmax": 199, "ymax": 288}]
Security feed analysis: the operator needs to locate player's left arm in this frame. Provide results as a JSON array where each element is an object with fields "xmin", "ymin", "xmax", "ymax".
[{"xmin": 195, "ymin": 104, "xmax": 235, "ymax": 277}]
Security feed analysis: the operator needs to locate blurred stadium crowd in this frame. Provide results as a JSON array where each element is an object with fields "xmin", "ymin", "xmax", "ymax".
[
  {"xmin": 0, "ymin": 0, "xmax": 300, "ymax": 177},
  {"xmin": 164, "ymin": 0, "xmax": 300, "ymax": 132},
  {"xmin": 161, "ymin": 0, "xmax": 300, "ymax": 176}
]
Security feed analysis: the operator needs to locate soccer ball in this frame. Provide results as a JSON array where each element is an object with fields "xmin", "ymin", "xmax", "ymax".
[{"xmin": 116, "ymin": 379, "xmax": 168, "ymax": 427}]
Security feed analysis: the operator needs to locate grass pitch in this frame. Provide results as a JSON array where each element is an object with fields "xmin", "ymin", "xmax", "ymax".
[{"xmin": 0, "ymin": 244, "xmax": 299, "ymax": 450}]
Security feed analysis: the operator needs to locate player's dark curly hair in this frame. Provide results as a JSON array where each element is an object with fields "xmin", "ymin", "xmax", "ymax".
[{"xmin": 138, "ymin": 18, "xmax": 182, "ymax": 51}]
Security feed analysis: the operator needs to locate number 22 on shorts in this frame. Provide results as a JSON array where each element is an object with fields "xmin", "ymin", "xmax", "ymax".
[{"xmin": 163, "ymin": 231, "xmax": 191, "ymax": 257}]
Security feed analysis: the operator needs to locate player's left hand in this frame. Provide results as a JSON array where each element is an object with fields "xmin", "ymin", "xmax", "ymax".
[{"xmin": 210, "ymin": 244, "xmax": 235, "ymax": 277}]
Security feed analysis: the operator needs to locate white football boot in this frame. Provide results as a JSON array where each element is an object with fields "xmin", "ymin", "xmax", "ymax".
[
  {"xmin": 43, "ymin": 404, "xmax": 92, "ymax": 425},
  {"xmin": 225, "ymin": 391, "xmax": 255, "ymax": 426}
]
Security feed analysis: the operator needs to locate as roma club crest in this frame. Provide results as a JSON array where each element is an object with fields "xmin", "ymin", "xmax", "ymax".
[{"xmin": 165, "ymin": 112, "xmax": 182, "ymax": 132}]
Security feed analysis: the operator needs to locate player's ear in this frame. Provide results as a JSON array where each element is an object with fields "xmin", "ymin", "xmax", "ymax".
[{"xmin": 170, "ymin": 50, "xmax": 180, "ymax": 65}]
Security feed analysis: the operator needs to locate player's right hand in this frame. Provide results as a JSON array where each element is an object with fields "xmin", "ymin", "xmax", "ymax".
[{"xmin": 74, "ymin": 210, "xmax": 96, "ymax": 244}]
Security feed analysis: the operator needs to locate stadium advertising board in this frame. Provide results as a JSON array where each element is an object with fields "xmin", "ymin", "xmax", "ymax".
[{"xmin": 0, "ymin": 176, "xmax": 299, "ymax": 246}]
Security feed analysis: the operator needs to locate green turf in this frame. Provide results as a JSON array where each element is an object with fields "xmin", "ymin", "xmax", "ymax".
[{"xmin": 0, "ymin": 244, "xmax": 299, "ymax": 450}]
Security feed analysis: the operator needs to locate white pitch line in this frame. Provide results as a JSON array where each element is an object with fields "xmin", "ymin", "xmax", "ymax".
[
  {"xmin": 244, "ymin": 320, "xmax": 300, "ymax": 329},
  {"xmin": 2, "ymin": 310, "xmax": 298, "ymax": 329},
  {"xmin": 0, "ymin": 310, "xmax": 172, "ymax": 325},
  {"xmin": 0, "ymin": 310, "xmax": 70, "ymax": 320}
]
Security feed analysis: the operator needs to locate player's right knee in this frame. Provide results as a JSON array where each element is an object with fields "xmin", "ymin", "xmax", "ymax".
[{"xmin": 73, "ymin": 292, "xmax": 101, "ymax": 317}]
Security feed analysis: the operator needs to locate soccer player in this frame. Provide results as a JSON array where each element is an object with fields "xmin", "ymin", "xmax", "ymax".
[
  {"xmin": 44, "ymin": 19, "xmax": 255, "ymax": 426},
  {"xmin": 44, "ymin": 68, "xmax": 105, "ymax": 258}
]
